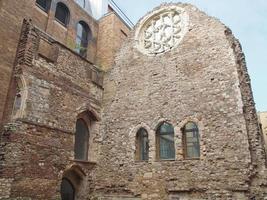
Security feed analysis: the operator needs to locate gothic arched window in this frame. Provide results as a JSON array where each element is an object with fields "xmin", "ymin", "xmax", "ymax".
[
  {"xmin": 55, "ymin": 2, "xmax": 70, "ymax": 26},
  {"xmin": 156, "ymin": 122, "xmax": 175, "ymax": 160},
  {"xmin": 12, "ymin": 77, "xmax": 27, "ymax": 119},
  {"xmin": 136, "ymin": 128, "xmax": 149, "ymax": 161},
  {"xmin": 60, "ymin": 178, "xmax": 75, "ymax": 200},
  {"xmin": 74, "ymin": 119, "xmax": 89, "ymax": 160},
  {"xmin": 182, "ymin": 122, "xmax": 200, "ymax": 158},
  {"xmin": 36, "ymin": 0, "xmax": 51, "ymax": 12},
  {"xmin": 75, "ymin": 21, "xmax": 91, "ymax": 57}
]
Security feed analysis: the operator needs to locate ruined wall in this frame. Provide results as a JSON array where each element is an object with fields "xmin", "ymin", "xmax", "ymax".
[
  {"xmin": 96, "ymin": 3, "xmax": 267, "ymax": 199},
  {"xmin": 258, "ymin": 112, "xmax": 267, "ymax": 151},
  {"xmin": 0, "ymin": 21, "xmax": 104, "ymax": 200}
]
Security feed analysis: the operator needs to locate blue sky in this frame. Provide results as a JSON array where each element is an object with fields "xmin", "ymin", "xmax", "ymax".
[{"xmin": 113, "ymin": 0, "xmax": 267, "ymax": 112}]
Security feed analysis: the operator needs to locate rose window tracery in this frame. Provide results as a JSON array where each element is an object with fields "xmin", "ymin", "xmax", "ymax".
[{"xmin": 136, "ymin": 6, "xmax": 188, "ymax": 55}]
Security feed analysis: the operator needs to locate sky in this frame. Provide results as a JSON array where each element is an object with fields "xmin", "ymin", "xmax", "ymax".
[{"xmin": 112, "ymin": 0, "xmax": 267, "ymax": 112}]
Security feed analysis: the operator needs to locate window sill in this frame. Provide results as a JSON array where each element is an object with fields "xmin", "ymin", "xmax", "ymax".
[
  {"xmin": 156, "ymin": 159, "xmax": 176, "ymax": 162},
  {"xmin": 54, "ymin": 19, "xmax": 68, "ymax": 29},
  {"xmin": 71, "ymin": 159, "xmax": 97, "ymax": 165},
  {"xmin": 35, "ymin": 4, "xmax": 49, "ymax": 15},
  {"xmin": 135, "ymin": 160, "xmax": 149, "ymax": 163},
  {"xmin": 183, "ymin": 157, "xmax": 201, "ymax": 160}
]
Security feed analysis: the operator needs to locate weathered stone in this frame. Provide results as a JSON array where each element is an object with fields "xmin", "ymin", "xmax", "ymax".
[{"xmin": 0, "ymin": 1, "xmax": 267, "ymax": 200}]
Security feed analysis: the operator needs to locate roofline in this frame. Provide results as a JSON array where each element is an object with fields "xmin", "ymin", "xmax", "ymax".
[{"xmin": 107, "ymin": 0, "xmax": 134, "ymax": 29}]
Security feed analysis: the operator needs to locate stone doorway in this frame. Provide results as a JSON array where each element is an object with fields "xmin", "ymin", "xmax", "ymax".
[{"xmin": 60, "ymin": 178, "xmax": 75, "ymax": 200}]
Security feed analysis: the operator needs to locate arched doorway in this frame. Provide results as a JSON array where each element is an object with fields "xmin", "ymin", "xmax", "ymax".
[{"xmin": 60, "ymin": 178, "xmax": 75, "ymax": 200}]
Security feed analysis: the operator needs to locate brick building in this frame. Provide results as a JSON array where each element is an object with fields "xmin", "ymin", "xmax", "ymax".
[{"xmin": 0, "ymin": 1, "xmax": 267, "ymax": 199}]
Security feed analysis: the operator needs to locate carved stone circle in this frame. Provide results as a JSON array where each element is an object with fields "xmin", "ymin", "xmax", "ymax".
[{"xmin": 136, "ymin": 6, "xmax": 189, "ymax": 55}]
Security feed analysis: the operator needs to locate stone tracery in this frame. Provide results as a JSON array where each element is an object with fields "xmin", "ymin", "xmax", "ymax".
[{"xmin": 137, "ymin": 7, "xmax": 188, "ymax": 55}]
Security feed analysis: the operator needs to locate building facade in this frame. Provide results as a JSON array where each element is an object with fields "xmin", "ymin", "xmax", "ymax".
[
  {"xmin": 0, "ymin": 1, "xmax": 267, "ymax": 200},
  {"xmin": 259, "ymin": 112, "xmax": 267, "ymax": 151}
]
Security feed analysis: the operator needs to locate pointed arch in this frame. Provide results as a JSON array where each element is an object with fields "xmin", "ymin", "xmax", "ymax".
[
  {"xmin": 182, "ymin": 121, "xmax": 200, "ymax": 158},
  {"xmin": 135, "ymin": 128, "xmax": 149, "ymax": 161},
  {"xmin": 12, "ymin": 75, "xmax": 28, "ymax": 119},
  {"xmin": 55, "ymin": 2, "xmax": 70, "ymax": 26},
  {"xmin": 74, "ymin": 118, "xmax": 89, "ymax": 160},
  {"xmin": 156, "ymin": 122, "xmax": 175, "ymax": 160},
  {"xmin": 75, "ymin": 20, "xmax": 92, "ymax": 57}
]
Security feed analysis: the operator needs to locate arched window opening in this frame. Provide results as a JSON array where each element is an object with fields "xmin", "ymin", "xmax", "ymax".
[
  {"xmin": 13, "ymin": 92, "xmax": 22, "ymax": 116},
  {"xmin": 156, "ymin": 122, "xmax": 175, "ymax": 160},
  {"xmin": 136, "ymin": 128, "xmax": 149, "ymax": 161},
  {"xmin": 12, "ymin": 78, "xmax": 27, "ymax": 119},
  {"xmin": 182, "ymin": 122, "xmax": 200, "ymax": 158},
  {"xmin": 75, "ymin": 0, "xmax": 86, "ymax": 8},
  {"xmin": 60, "ymin": 178, "xmax": 75, "ymax": 200},
  {"xmin": 55, "ymin": 2, "xmax": 70, "ymax": 26},
  {"xmin": 74, "ymin": 119, "xmax": 89, "ymax": 160},
  {"xmin": 75, "ymin": 21, "xmax": 91, "ymax": 57},
  {"xmin": 36, "ymin": 0, "xmax": 51, "ymax": 12}
]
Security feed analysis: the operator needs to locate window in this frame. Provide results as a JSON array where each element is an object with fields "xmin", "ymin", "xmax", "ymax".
[
  {"xmin": 74, "ymin": 119, "xmax": 89, "ymax": 160},
  {"xmin": 60, "ymin": 178, "xmax": 75, "ymax": 200},
  {"xmin": 13, "ymin": 92, "xmax": 22, "ymax": 116},
  {"xmin": 156, "ymin": 122, "xmax": 175, "ymax": 160},
  {"xmin": 12, "ymin": 77, "xmax": 27, "ymax": 119},
  {"xmin": 75, "ymin": 21, "xmax": 91, "ymax": 57},
  {"xmin": 36, "ymin": 0, "xmax": 51, "ymax": 12},
  {"xmin": 55, "ymin": 2, "xmax": 70, "ymax": 26},
  {"xmin": 136, "ymin": 128, "xmax": 149, "ymax": 161},
  {"xmin": 182, "ymin": 122, "xmax": 200, "ymax": 158},
  {"xmin": 75, "ymin": 0, "xmax": 85, "ymax": 8}
]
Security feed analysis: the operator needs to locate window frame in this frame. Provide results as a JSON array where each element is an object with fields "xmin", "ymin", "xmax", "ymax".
[
  {"xmin": 75, "ymin": 21, "xmax": 91, "ymax": 57},
  {"xmin": 74, "ymin": 118, "xmax": 90, "ymax": 161},
  {"xmin": 60, "ymin": 178, "xmax": 75, "ymax": 200},
  {"xmin": 55, "ymin": 2, "xmax": 70, "ymax": 27},
  {"xmin": 35, "ymin": 0, "xmax": 51, "ymax": 13},
  {"xmin": 135, "ymin": 128, "xmax": 149, "ymax": 161},
  {"xmin": 156, "ymin": 122, "xmax": 175, "ymax": 160},
  {"xmin": 12, "ymin": 77, "xmax": 28, "ymax": 120},
  {"xmin": 182, "ymin": 122, "xmax": 200, "ymax": 159}
]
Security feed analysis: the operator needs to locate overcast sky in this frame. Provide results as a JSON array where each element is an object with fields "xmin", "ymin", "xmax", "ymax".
[{"xmin": 112, "ymin": 0, "xmax": 267, "ymax": 112}]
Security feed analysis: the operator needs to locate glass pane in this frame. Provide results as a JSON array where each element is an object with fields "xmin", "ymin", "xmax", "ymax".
[
  {"xmin": 36, "ymin": 0, "xmax": 49, "ymax": 11},
  {"xmin": 184, "ymin": 123, "xmax": 200, "ymax": 158},
  {"xmin": 138, "ymin": 129, "xmax": 149, "ymax": 161},
  {"xmin": 75, "ymin": 37, "xmax": 82, "ymax": 53},
  {"xmin": 159, "ymin": 134, "xmax": 175, "ymax": 159},
  {"xmin": 158, "ymin": 123, "xmax": 175, "ymax": 159},
  {"xmin": 55, "ymin": 3, "xmax": 69, "ymax": 25},
  {"xmin": 61, "ymin": 179, "xmax": 75, "ymax": 200},
  {"xmin": 74, "ymin": 119, "xmax": 89, "ymax": 160},
  {"xmin": 76, "ymin": 22, "xmax": 89, "ymax": 57},
  {"xmin": 14, "ymin": 93, "xmax": 22, "ymax": 111},
  {"xmin": 185, "ymin": 122, "xmax": 198, "ymax": 131},
  {"xmin": 160, "ymin": 122, "xmax": 174, "ymax": 133}
]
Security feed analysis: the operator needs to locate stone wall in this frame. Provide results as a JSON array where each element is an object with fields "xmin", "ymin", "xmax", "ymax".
[
  {"xmin": 1, "ymin": 2, "xmax": 267, "ymax": 200},
  {"xmin": 0, "ymin": 20, "xmax": 104, "ymax": 200},
  {"xmin": 96, "ymin": 3, "xmax": 267, "ymax": 199},
  {"xmin": 258, "ymin": 112, "xmax": 267, "ymax": 151}
]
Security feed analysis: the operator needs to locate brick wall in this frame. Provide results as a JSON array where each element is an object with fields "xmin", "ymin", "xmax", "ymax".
[
  {"xmin": 96, "ymin": 12, "xmax": 130, "ymax": 71},
  {"xmin": 0, "ymin": 0, "xmax": 106, "ymax": 124},
  {"xmin": 0, "ymin": 20, "xmax": 103, "ymax": 200}
]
